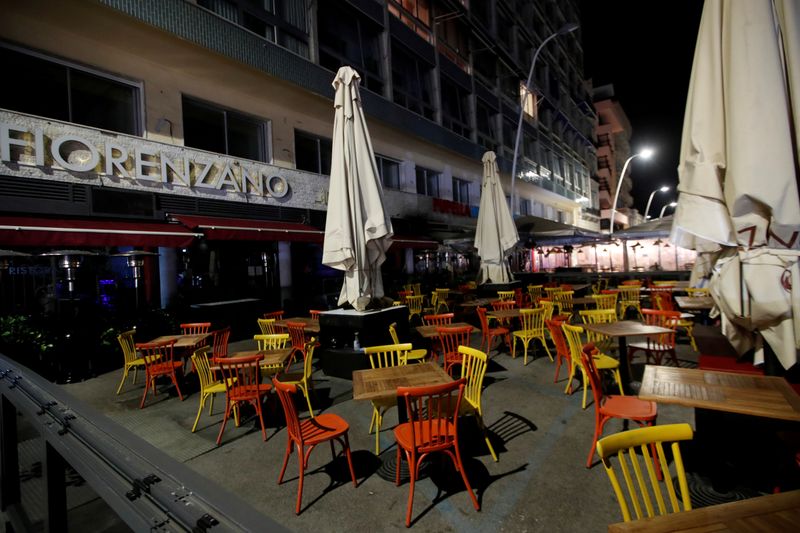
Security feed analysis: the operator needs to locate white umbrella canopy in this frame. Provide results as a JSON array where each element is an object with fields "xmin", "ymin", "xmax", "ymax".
[
  {"xmin": 322, "ymin": 67, "xmax": 393, "ymax": 311},
  {"xmin": 671, "ymin": 0, "xmax": 800, "ymax": 369},
  {"xmin": 474, "ymin": 151, "xmax": 519, "ymax": 284}
]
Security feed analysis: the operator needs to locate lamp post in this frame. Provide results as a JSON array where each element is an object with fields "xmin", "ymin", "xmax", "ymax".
[
  {"xmin": 659, "ymin": 201, "xmax": 678, "ymax": 218},
  {"xmin": 609, "ymin": 148, "xmax": 654, "ymax": 235},
  {"xmin": 643, "ymin": 185, "xmax": 670, "ymax": 220},
  {"xmin": 509, "ymin": 22, "xmax": 579, "ymax": 216}
]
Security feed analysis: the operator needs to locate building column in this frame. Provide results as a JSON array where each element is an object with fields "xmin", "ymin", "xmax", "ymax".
[
  {"xmin": 278, "ymin": 241, "xmax": 292, "ymax": 306},
  {"xmin": 158, "ymin": 247, "xmax": 178, "ymax": 309}
]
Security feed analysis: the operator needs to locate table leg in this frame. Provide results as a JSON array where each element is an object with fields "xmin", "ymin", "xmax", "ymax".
[{"xmin": 616, "ymin": 336, "xmax": 638, "ymax": 395}]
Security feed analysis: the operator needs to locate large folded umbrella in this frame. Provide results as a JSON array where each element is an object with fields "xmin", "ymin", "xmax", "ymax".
[
  {"xmin": 322, "ymin": 67, "xmax": 393, "ymax": 311},
  {"xmin": 474, "ymin": 151, "xmax": 519, "ymax": 284},
  {"xmin": 671, "ymin": 0, "xmax": 800, "ymax": 369}
]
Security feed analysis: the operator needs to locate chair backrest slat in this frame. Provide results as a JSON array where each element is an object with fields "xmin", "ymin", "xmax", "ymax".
[{"xmin": 364, "ymin": 343, "xmax": 411, "ymax": 368}]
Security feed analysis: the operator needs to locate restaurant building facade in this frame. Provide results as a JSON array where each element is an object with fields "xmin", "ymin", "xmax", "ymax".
[{"xmin": 0, "ymin": 0, "xmax": 598, "ymax": 315}]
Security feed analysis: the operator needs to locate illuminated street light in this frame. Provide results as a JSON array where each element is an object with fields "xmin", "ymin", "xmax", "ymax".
[
  {"xmin": 609, "ymin": 148, "xmax": 654, "ymax": 235},
  {"xmin": 659, "ymin": 201, "xmax": 678, "ymax": 218},
  {"xmin": 509, "ymin": 22, "xmax": 580, "ymax": 216},
  {"xmin": 643, "ymin": 185, "xmax": 670, "ymax": 220}
]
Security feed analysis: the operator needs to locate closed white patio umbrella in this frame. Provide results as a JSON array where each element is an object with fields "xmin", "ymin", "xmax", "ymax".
[
  {"xmin": 671, "ymin": 0, "xmax": 800, "ymax": 369},
  {"xmin": 474, "ymin": 151, "xmax": 519, "ymax": 284},
  {"xmin": 322, "ymin": 67, "xmax": 393, "ymax": 311}
]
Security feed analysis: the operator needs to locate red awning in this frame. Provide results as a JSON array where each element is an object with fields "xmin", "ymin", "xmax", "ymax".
[
  {"xmin": 390, "ymin": 235, "xmax": 439, "ymax": 249},
  {"xmin": 0, "ymin": 216, "xmax": 200, "ymax": 248},
  {"xmin": 170, "ymin": 214, "xmax": 324, "ymax": 243}
]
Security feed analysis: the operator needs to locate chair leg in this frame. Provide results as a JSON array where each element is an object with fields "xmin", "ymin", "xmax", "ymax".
[
  {"xmin": 191, "ymin": 392, "xmax": 207, "ymax": 432},
  {"xmin": 587, "ymin": 416, "xmax": 610, "ymax": 468},
  {"xmin": 139, "ymin": 377, "xmax": 151, "ymax": 409},
  {"xmin": 613, "ymin": 368, "xmax": 624, "ymax": 396},
  {"xmin": 216, "ymin": 400, "xmax": 233, "ymax": 445},
  {"xmin": 299, "ymin": 384, "xmax": 315, "ymax": 418},
  {"xmin": 554, "ymin": 356, "xmax": 563, "ymax": 383},
  {"xmin": 254, "ymin": 398, "xmax": 268, "ymax": 441},
  {"xmin": 522, "ymin": 338, "xmax": 531, "ymax": 366},
  {"xmin": 278, "ymin": 438, "xmax": 293, "ymax": 484},
  {"xmin": 116, "ymin": 367, "xmax": 130, "ymax": 395},
  {"xmin": 375, "ymin": 409, "xmax": 383, "ymax": 455},
  {"xmin": 581, "ymin": 369, "xmax": 589, "ymax": 410},
  {"xmin": 474, "ymin": 411, "xmax": 498, "ymax": 462},
  {"xmin": 170, "ymin": 373, "xmax": 184, "ymax": 401},
  {"xmin": 405, "ymin": 453, "xmax": 418, "ymax": 527},
  {"xmin": 342, "ymin": 433, "xmax": 358, "ymax": 486},
  {"xmin": 295, "ymin": 443, "xmax": 305, "ymax": 515},
  {"xmin": 452, "ymin": 443, "xmax": 480, "ymax": 512}
]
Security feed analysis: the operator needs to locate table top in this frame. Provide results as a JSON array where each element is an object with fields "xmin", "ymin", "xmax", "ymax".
[
  {"xmin": 638, "ymin": 365, "xmax": 800, "ymax": 421},
  {"xmin": 674, "ymin": 295, "xmax": 715, "ymax": 310},
  {"xmin": 229, "ymin": 348, "xmax": 293, "ymax": 368},
  {"xmin": 571, "ymin": 296, "xmax": 598, "ymax": 306},
  {"xmin": 581, "ymin": 321, "xmax": 674, "ymax": 338},
  {"xmin": 415, "ymin": 322, "xmax": 473, "ymax": 338},
  {"xmin": 147, "ymin": 333, "xmax": 211, "ymax": 348},
  {"xmin": 487, "ymin": 308, "xmax": 521, "ymax": 319},
  {"xmin": 607, "ymin": 488, "xmax": 800, "ymax": 532},
  {"xmin": 352, "ymin": 362, "xmax": 453, "ymax": 402},
  {"xmin": 459, "ymin": 298, "xmax": 498, "ymax": 308},
  {"xmin": 274, "ymin": 317, "xmax": 320, "ymax": 334}
]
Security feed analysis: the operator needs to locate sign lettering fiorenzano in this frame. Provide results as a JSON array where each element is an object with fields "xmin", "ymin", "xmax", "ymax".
[{"xmin": 0, "ymin": 112, "xmax": 290, "ymax": 199}]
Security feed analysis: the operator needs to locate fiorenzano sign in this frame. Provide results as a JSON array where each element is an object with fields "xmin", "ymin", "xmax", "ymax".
[{"xmin": 0, "ymin": 119, "xmax": 290, "ymax": 198}]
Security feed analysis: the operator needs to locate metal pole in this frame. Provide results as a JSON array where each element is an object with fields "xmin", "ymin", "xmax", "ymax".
[
  {"xmin": 643, "ymin": 186, "xmax": 669, "ymax": 220},
  {"xmin": 609, "ymin": 155, "xmax": 638, "ymax": 236},
  {"xmin": 509, "ymin": 23, "xmax": 579, "ymax": 216}
]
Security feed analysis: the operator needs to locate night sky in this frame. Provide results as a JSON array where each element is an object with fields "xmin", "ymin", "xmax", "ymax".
[{"xmin": 578, "ymin": 0, "xmax": 705, "ymax": 216}]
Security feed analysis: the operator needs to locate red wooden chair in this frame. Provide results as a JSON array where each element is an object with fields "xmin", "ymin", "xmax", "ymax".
[
  {"xmin": 490, "ymin": 299, "xmax": 516, "ymax": 327},
  {"xmin": 285, "ymin": 321, "xmax": 308, "ymax": 369},
  {"xmin": 180, "ymin": 322, "xmax": 211, "ymax": 335},
  {"xmin": 476, "ymin": 306, "xmax": 510, "ymax": 355},
  {"xmin": 437, "ymin": 325, "xmax": 474, "ymax": 376},
  {"xmin": 581, "ymin": 346, "xmax": 657, "ymax": 468},
  {"xmin": 308, "ymin": 310, "xmax": 324, "ymax": 320},
  {"xmin": 264, "ymin": 310, "xmax": 285, "ymax": 321},
  {"xmin": 216, "ymin": 354, "xmax": 272, "ymax": 445},
  {"xmin": 273, "ymin": 379, "xmax": 358, "ymax": 515},
  {"xmin": 394, "ymin": 379, "xmax": 479, "ymax": 527},
  {"xmin": 422, "ymin": 312, "xmax": 454, "ymax": 326},
  {"xmin": 628, "ymin": 309, "xmax": 680, "ymax": 366},
  {"xmin": 211, "ymin": 326, "xmax": 231, "ymax": 359},
  {"xmin": 136, "ymin": 339, "xmax": 184, "ymax": 408},
  {"xmin": 545, "ymin": 318, "xmax": 570, "ymax": 384}
]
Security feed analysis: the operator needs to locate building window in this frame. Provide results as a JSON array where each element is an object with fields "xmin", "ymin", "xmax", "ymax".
[
  {"xmin": 436, "ymin": 16, "xmax": 470, "ymax": 73},
  {"xmin": 416, "ymin": 166, "xmax": 440, "ymax": 197},
  {"xmin": 294, "ymin": 130, "xmax": 332, "ymax": 174},
  {"xmin": 0, "ymin": 45, "xmax": 140, "ymax": 135},
  {"xmin": 392, "ymin": 42, "xmax": 435, "ymax": 120},
  {"xmin": 182, "ymin": 97, "xmax": 269, "ymax": 162},
  {"xmin": 441, "ymin": 76, "xmax": 471, "ymax": 139},
  {"xmin": 318, "ymin": 3, "xmax": 384, "ymax": 94},
  {"xmin": 376, "ymin": 154, "xmax": 400, "ymax": 189},
  {"xmin": 453, "ymin": 177, "xmax": 469, "ymax": 205},
  {"xmin": 476, "ymin": 99, "xmax": 498, "ymax": 152},
  {"xmin": 519, "ymin": 198, "xmax": 531, "ymax": 216},
  {"xmin": 388, "ymin": 0, "xmax": 432, "ymax": 43}
]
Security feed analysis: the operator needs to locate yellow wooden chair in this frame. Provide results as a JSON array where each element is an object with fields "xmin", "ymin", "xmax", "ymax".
[
  {"xmin": 275, "ymin": 338, "xmax": 317, "ymax": 418},
  {"xmin": 254, "ymin": 333, "xmax": 291, "ymax": 377},
  {"xmin": 388, "ymin": 322, "xmax": 428, "ymax": 363},
  {"xmin": 617, "ymin": 285, "xmax": 643, "ymax": 320},
  {"xmin": 257, "ymin": 317, "xmax": 277, "ymax": 335},
  {"xmin": 527, "ymin": 284, "xmax": 543, "ymax": 307},
  {"xmin": 592, "ymin": 293, "xmax": 618, "ymax": 311},
  {"xmin": 652, "ymin": 280, "xmax": 679, "ymax": 287},
  {"xmin": 511, "ymin": 308, "xmax": 551, "ymax": 365},
  {"xmin": 405, "ymin": 295, "xmax": 424, "ymax": 322},
  {"xmin": 190, "ymin": 346, "xmax": 237, "ymax": 432},
  {"xmin": 579, "ymin": 308, "xmax": 618, "ymax": 354},
  {"xmin": 116, "ymin": 329, "xmax": 145, "ymax": 395},
  {"xmin": 552, "ymin": 290, "xmax": 575, "ymax": 317},
  {"xmin": 686, "ymin": 287, "xmax": 710, "ymax": 298},
  {"xmin": 562, "ymin": 323, "xmax": 624, "ymax": 410},
  {"xmin": 597, "ymin": 423, "xmax": 693, "ymax": 522},
  {"xmin": 459, "ymin": 346, "xmax": 498, "ymax": 462},
  {"xmin": 363, "ymin": 342, "xmax": 411, "ymax": 454},
  {"xmin": 497, "ymin": 290, "xmax": 515, "ymax": 301}
]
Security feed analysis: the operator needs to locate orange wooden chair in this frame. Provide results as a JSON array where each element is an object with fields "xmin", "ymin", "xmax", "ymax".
[
  {"xmin": 545, "ymin": 318, "xmax": 571, "ymax": 384},
  {"xmin": 581, "ymin": 346, "xmax": 657, "ymax": 468},
  {"xmin": 264, "ymin": 310, "xmax": 285, "ymax": 321},
  {"xmin": 628, "ymin": 309, "xmax": 680, "ymax": 366},
  {"xmin": 476, "ymin": 306, "xmax": 510, "ymax": 355},
  {"xmin": 422, "ymin": 312, "xmax": 454, "ymax": 326},
  {"xmin": 285, "ymin": 321, "xmax": 308, "ymax": 369},
  {"xmin": 437, "ymin": 325, "xmax": 474, "ymax": 376},
  {"xmin": 211, "ymin": 326, "xmax": 231, "ymax": 359},
  {"xmin": 394, "ymin": 379, "xmax": 479, "ymax": 527},
  {"xmin": 180, "ymin": 322, "xmax": 211, "ymax": 334},
  {"xmin": 309, "ymin": 310, "xmax": 324, "ymax": 320},
  {"xmin": 273, "ymin": 379, "xmax": 358, "ymax": 515},
  {"xmin": 216, "ymin": 354, "xmax": 272, "ymax": 445},
  {"xmin": 490, "ymin": 299, "xmax": 516, "ymax": 328},
  {"xmin": 136, "ymin": 339, "xmax": 184, "ymax": 408}
]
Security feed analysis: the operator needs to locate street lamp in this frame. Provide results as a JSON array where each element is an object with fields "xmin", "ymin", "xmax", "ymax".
[
  {"xmin": 509, "ymin": 22, "xmax": 580, "ymax": 216},
  {"xmin": 659, "ymin": 201, "xmax": 678, "ymax": 218},
  {"xmin": 609, "ymin": 148, "xmax": 654, "ymax": 235},
  {"xmin": 643, "ymin": 185, "xmax": 670, "ymax": 220}
]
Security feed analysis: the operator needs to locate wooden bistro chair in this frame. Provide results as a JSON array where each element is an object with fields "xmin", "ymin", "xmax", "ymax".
[
  {"xmin": 190, "ymin": 346, "xmax": 236, "ymax": 433},
  {"xmin": 422, "ymin": 312, "xmax": 454, "ymax": 326},
  {"xmin": 257, "ymin": 317, "xmax": 277, "ymax": 335},
  {"xmin": 591, "ymin": 292, "xmax": 618, "ymax": 311},
  {"xmin": 216, "ymin": 354, "xmax": 272, "ymax": 445},
  {"xmin": 578, "ymin": 308, "xmax": 619, "ymax": 356},
  {"xmin": 211, "ymin": 326, "xmax": 231, "ymax": 359},
  {"xmin": 527, "ymin": 284, "xmax": 544, "ymax": 307},
  {"xmin": 275, "ymin": 338, "xmax": 317, "ymax": 418},
  {"xmin": 552, "ymin": 290, "xmax": 575, "ymax": 319},
  {"xmin": 581, "ymin": 347, "xmax": 657, "ymax": 468},
  {"xmin": 685, "ymin": 287, "xmax": 710, "ymax": 298},
  {"xmin": 363, "ymin": 343, "xmax": 412, "ymax": 455},
  {"xmin": 652, "ymin": 291, "xmax": 698, "ymax": 352},
  {"xmin": 617, "ymin": 286, "xmax": 643, "ymax": 320},
  {"xmin": 394, "ymin": 379, "xmax": 480, "ymax": 527},
  {"xmin": 476, "ymin": 306, "xmax": 511, "ymax": 356},
  {"xmin": 597, "ymin": 423, "xmax": 693, "ymax": 522},
  {"xmin": 545, "ymin": 319, "xmax": 571, "ymax": 384},
  {"xmin": 308, "ymin": 309, "xmax": 324, "ymax": 320},
  {"xmin": 628, "ymin": 309, "xmax": 681, "ymax": 367},
  {"xmin": 116, "ymin": 329, "xmax": 145, "ymax": 395},
  {"xmin": 438, "ymin": 325, "xmax": 474, "ymax": 376},
  {"xmin": 263, "ymin": 310, "xmax": 285, "ymax": 321},
  {"xmin": 562, "ymin": 323, "xmax": 623, "ymax": 410},
  {"xmin": 137, "ymin": 339, "xmax": 184, "ymax": 409},
  {"xmin": 180, "ymin": 322, "xmax": 211, "ymax": 335},
  {"xmin": 490, "ymin": 299, "xmax": 516, "ymax": 328},
  {"xmin": 405, "ymin": 295, "xmax": 425, "ymax": 323},
  {"xmin": 459, "ymin": 345, "xmax": 498, "ymax": 462},
  {"xmin": 273, "ymin": 378, "xmax": 357, "ymax": 515},
  {"xmin": 254, "ymin": 332, "xmax": 291, "ymax": 379},
  {"xmin": 388, "ymin": 322, "xmax": 428, "ymax": 363},
  {"xmin": 285, "ymin": 321, "xmax": 308, "ymax": 369},
  {"xmin": 511, "ymin": 308, "xmax": 551, "ymax": 365}
]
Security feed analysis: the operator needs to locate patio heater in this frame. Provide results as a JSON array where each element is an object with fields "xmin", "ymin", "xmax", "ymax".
[
  {"xmin": 112, "ymin": 251, "xmax": 159, "ymax": 308},
  {"xmin": 39, "ymin": 250, "xmax": 98, "ymax": 299}
]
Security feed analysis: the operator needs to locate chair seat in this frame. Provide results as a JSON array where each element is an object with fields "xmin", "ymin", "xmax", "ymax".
[
  {"xmin": 593, "ymin": 353, "xmax": 620, "ymax": 369},
  {"xmin": 299, "ymin": 413, "xmax": 350, "ymax": 444},
  {"xmin": 489, "ymin": 326, "xmax": 509, "ymax": 335},
  {"xmin": 129, "ymin": 357, "xmax": 146, "ymax": 366},
  {"xmin": 149, "ymin": 360, "xmax": 183, "ymax": 375},
  {"xmin": 205, "ymin": 382, "xmax": 227, "ymax": 395},
  {"xmin": 600, "ymin": 396, "xmax": 657, "ymax": 419},
  {"xmin": 228, "ymin": 383, "xmax": 272, "ymax": 402},
  {"xmin": 406, "ymin": 348, "xmax": 429, "ymax": 362},
  {"xmin": 394, "ymin": 419, "xmax": 457, "ymax": 451}
]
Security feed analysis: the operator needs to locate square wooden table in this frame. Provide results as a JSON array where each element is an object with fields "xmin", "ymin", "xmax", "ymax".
[
  {"xmin": 458, "ymin": 298, "xmax": 497, "ymax": 309},
  {"xmin": 607, "ymin": 489, "xmax": 800, "ymax": 532},
  {"xmin": 486, "ymin": 308, "xmax": 521, "ymax": 321},
  {"xmin": 580, "ymin": 321, "xmax": 675, "ymax": 393},
  {"xmin": 274, "ymin": 317, "xmax": 320, "ymax": 334},
  {"xmin": 415, "ymin": 322, "xmax": 473, "ymax": 339},
  {"xmin": 352, "ymin": 362, "xmax": 453, "ymax": 403},
  {"xmin": 638, "ymin": 365, "xmax": 800, "ymax": 422},
  {"xmin": 211, "ymin": 348, "xmax": 294, "ymax": 372},
  {"xmin": 674, "ymin": 295, "xmax": 715, "ymax": 310},
  {"xmin": 148, "ymin": 333, "xmax": 211, "ymax": 349}
]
